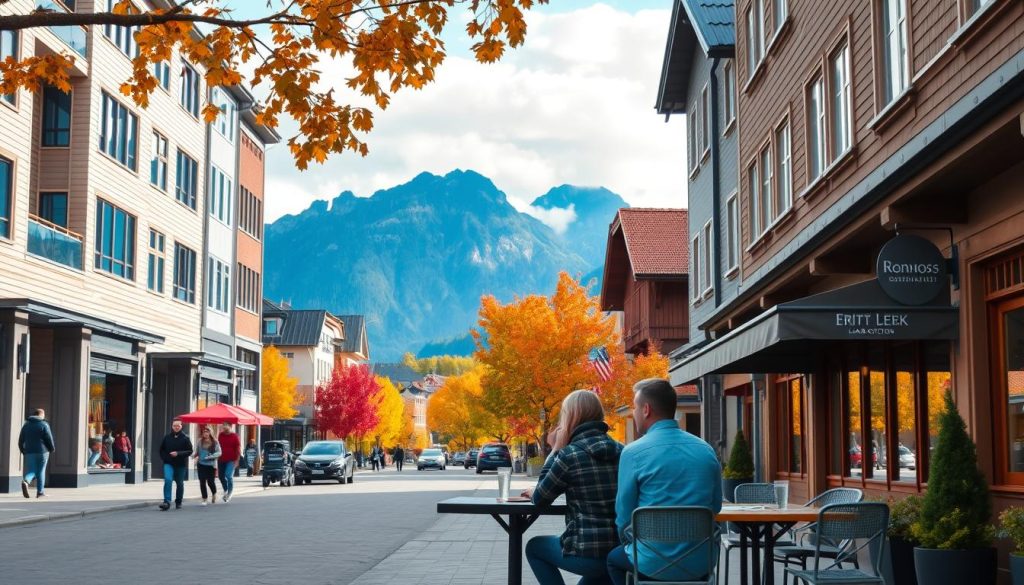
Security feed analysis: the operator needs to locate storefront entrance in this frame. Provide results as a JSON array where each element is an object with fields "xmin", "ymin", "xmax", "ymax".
[{"xmin": 988, "ymin": 252, "xmax": 1024, "ymax": 487}]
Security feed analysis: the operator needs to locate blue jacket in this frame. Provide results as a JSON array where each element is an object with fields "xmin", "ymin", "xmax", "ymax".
[{"xmin": 18, "ymin": 416, "xmax": 55, "ymax": 454}]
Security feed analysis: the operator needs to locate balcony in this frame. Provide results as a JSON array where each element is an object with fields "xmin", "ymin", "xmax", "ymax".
[
  {"xmin": 35, "ymin": 0, "xmax": 88, "ymax": 59},
  {"xmin": 27, "ymin": 215, "xmax": 83, "ymax": 270}
]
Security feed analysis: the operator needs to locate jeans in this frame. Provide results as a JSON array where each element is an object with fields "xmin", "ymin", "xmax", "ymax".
[
  {"xmin": 197, "ymin": 464, "xmax": 217, "ymax": 500},
  {"xmin": 162, "ymin": 464, "xmax": 187, "ymax": 504},
  {"xmin": 218, "ymin": 460, "xmax": 236, "ymax": 493},
  {"xmin": 525, "ymin": 535, "xmax": 613, "ymax": 585},
  {"xmin": 23, "ymin": 452, "xmax": 49, "ymax": 495},
  {"xmin": 606, "ymin": 545, "xmax": 708, "ymax": 585}
]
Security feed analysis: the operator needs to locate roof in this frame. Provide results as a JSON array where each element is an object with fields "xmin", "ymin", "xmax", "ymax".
[
  {"xmin": 600, "ymin": 209, "xmax": 689, "ymax": 310},
  {"xmin": 241, "ymin": 108, "xmax": 282, "ymax": 145},
  {"xmin": 656, "ymin": 0, "xmax": 736, "ymax": 114},
  {"xmin": 372, "ymin": 363, "xmax": 420, "ymax": 386},
  {"xmin": 337, "ymin": 315, "xmax": 369, "ymax": 356},
  {"xmin": 261, "ymin": 305, "xmax": 328, "ymax": 347}
]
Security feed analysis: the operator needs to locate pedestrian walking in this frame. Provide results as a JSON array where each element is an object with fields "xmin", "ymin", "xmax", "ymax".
[
  {"xmin": 217, "ymin": 423, "xmax": 241, "ymax": 502},
  {"xmin": 370, "ymin": 445, "xmax": 381, "ymax": 471},
  {"xmin": 158, "ymin": 419, "xmax": 193, "ymax": 511},
  {"xmin": 193, "ymin": 425, "xmax": 221, "ymax": 506},
  {"xmin": 394, "ymin": 446, "xmax": 405, "ymax": 472},
  {"xmin": 113, "ymin": 430, "xmax": 132, "ymax": 468},
  {"xmin": 244, "ymin": 439, "xmax": 259, "ymax": 477},
  {"xmin": 18, "ymin": 408, "xmax": 55, "ymax": 499}
]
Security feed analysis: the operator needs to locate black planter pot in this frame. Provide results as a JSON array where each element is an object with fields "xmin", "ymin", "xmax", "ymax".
[
  {"xmin": 888, "ymin": 537, "xmax": 918, "ymax": 585},
  {"xmin": 913, "ymin": 546, "xmax": 996, "ymax": 585},
  {"xmin": 722, "ymin": 478, "xmax": 751, "ymax": 503},
  {"xmin": 1013, "ymin": 554, "xmax": 1024, "ymax": 585}
]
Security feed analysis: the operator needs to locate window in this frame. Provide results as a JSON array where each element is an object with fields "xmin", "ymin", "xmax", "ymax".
[
  {"xmin": 147, "ymin": 229, "xmax": 165, "ymax": 293},
  {"xmin": 0, "ymin": 156, "xmax": 10, "ymax": 238},
  {"xmin": 726, "ymin": 193, "xmax": 739, "ymax": 272},
  {"xmin": 175, "ymin": 150, "xmax": 198, "ymax": 209},
  {"xmin": 774, "ymin": 122, "xmax": 792, "ymax": 215},
  {"xmin": 207, "ymin": 257, "xmax": 231, "ymax": 313},
  {"xmin": 746, "ymin": 0, "xmax": 764, "ymax": 76},
  {"xmin": 236, "ymin": 262, "xmax": 261, "ymax": 313},
  {"xmin": 238, "ymin": 186, "xmax": 263, "ymax": 239},
  {"xmin": 172, "ymin": 243, "xmax": 197, "ymax": 303},
  {"xmin": 759, "ymin": 146, "xmax": 772, "ymax": 234},
  {"xmin": 94, "ymin": 199, "xmax": 136, "ymax": 280},
  {"xmin": 211, "ymin": 88, "xmax": 236, "ymax": 141},
  {"xmin": 723, "ymin": 61, "xmax": 736, "ymax": 129},
  {"xmin": 209, "ymin": 166, "xmax": 233, "ymax": 225},
  {"xmin": 700, "ymin": 84, "xmax": 711, "ymax": 155},
  {"xmin": 994, "ymin": 294, "xmax": 1024, "ymax": 485},
  {"xmin": 1, "ymin": 31, "xmax": 17, "ymax": 105},
  {"xmin": 880, "ymin": 0, "xmax": 909, "ymax": 106},
  {"xmin": 99, "ymin": 92, "xmax": 138, "ymax": 170},
  {"xmin": 691, "ymin": 234, "xmax": 701, "ymax": 301},
  {"xmin": 41, "ymin": 86, "xmax": 71, "ymax": 147},
  {"xmin": 748, "ymin": 162, "xmax": 761, "ymax": 238},
  {"xmin": 39, "ymin": 192, "xmax": 68, "ymax": 227},
  {"xmin": 773, "ymin": 0, "xmax": 788, "ymax": 34},
  {"xmin": 807, "ymin": 75, "xmax": 826, "ymax": 181},
  {"xmin": 103, "ymin": 0, "xmax": 138, "ymax": 57},
  {"xmin": 153, "ymin": 61, "xmax": 170, "ymax": 90},
  {"xmin": 776, "ymin": 377, "xmax": 805, "ymax": 474},
  {"xmin": 264, "ymin": 319, "xmax": 279, "ymax": 336},
  {"xmin": 968, "ymin": 0, "xmax": 994, "ymax": 16},
  {"xmin": 237, "ymin": 348, "xmax": 258, "ymax": 392},
  {"xmin": 829, "ymin": 42, "xmax": 852, "ymax": 158},
  {"xmin": 688, "ymin": 100, "xmax": 701, "ymax": 173},
  {"xmin": 701, "ymin": 221, "xmax": 713, "ymax": 295},
  {"xmin": 180, "ymin": 62, "xmax": 200, "ymax": 117},
  {"xmin": 149, "ymin": 131, "xmax": 168, "ymax": 190}
]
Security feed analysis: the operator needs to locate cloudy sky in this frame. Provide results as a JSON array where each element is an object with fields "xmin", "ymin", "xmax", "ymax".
[{"xmin": 234, "ymin": 1, "xmax": 688, "ymax": 222}]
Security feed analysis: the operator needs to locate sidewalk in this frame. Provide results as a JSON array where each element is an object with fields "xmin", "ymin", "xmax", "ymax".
[{"xmin": 0, "ymin": 473, "xmax": 266, "ymax": 528}]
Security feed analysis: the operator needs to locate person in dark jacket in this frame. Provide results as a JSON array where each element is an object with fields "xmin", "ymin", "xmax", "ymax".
[
  {"xmin": 394, "ymin": 446, "xmax": 405, "ymax": 472},
  {"xmin": 523, "ymin": 390, "xmax": 622, "ymax": 585},
  {"xmin": 18, "ymin": 409, "xmax": 55, "ymax": 498},
  {"xmin": 158, "ymin": 419, "xmax": 193, "ymax": 510}
]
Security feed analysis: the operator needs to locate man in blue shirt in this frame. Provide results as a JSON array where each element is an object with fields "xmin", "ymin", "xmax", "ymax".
[{"xmin": 607, "ymin": 378, "xmax": 722, "ymax": 584}]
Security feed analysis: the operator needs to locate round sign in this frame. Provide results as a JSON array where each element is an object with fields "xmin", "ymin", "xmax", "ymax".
[{"xmin": 876, "ymin": 234, "xmax": 948, "ymax": 305}]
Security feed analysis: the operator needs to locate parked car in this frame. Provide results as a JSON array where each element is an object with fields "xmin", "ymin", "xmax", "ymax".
[
  {"xmin": 432, "ymin": 444, "xmax": 451, "ymax": 465},
  {"xmin": 293, "ymin": 441, "xmax": 355, "ymax": 485},
  {"xmin": 849, "ymin": 445, "xmax": 878, "ymax": 468},
  {"xmin": 464, "ymin": 448, "xmax": 480, "ymax": 469},
  {"xmin": 476, "ymin": 443, "xmax": 512, "ymax": 474},
  {"xmin": 897, "ymin": 445, "xmax": 917, "ymax": 469},
  {"xmin": 452, "ymin": 451, "xmax": 467, "ymax": 466},
  {"xmin": 417, "ymin": 448, "xmax": 446, "ymax": 471},
  {"xmin": 261, "ymin": 440, "xmax": 296, "ymax": 487}
]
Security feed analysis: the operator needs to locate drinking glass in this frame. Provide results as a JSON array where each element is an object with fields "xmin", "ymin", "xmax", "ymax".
[
  {"xmin": 497, "ymin": 468, "xmax": 511, "ymax": 500},
  {"xmin": 774, "ymin": 480, "xmax": 790, "ymax": 509}
]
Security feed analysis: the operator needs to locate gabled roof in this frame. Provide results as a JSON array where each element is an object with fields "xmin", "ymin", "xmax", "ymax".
[
  {"xmin": 261, "ymin": 308, "xmax": 327, "ymax": 347},
  {"xmin": 600, "ymin": 209, "xmax": 689, "ymax": 311},
  {"xmin": 337, "ymin": 315, "xmax": 369, "ymax": 358},
  {"xmin": 656, "ymin": 0, "xmax": 736, "ymax": 114}
]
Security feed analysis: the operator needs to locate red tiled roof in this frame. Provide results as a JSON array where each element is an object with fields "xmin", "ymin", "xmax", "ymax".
[
  {"xmin": 617, "ymin": 209, "xmax": 689, "ymax": 276},
  {"xmin": 675, "ymin": 384, "xmax": 698, "ymax": 396}
]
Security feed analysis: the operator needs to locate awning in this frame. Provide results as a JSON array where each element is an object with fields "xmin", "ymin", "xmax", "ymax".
[
  {"xmin": 0, "ymin": 298, "xmax": 164, "ymax": 344},
  {"xmin": 670, "ymin": 279, "xmax": 958, "ymax": 384},
  {"xmin": 149, "ymin": 351, "xmax": 256, "ymax": 372}
]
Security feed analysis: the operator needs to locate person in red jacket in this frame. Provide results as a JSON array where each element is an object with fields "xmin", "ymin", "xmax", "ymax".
[
  {"xmin": 113, "ymin": 430, "xmax": 132, "ymax": 469},
  {"xmin": 217, "ymin": 423, "xmax": 241, "ymax": 502}
]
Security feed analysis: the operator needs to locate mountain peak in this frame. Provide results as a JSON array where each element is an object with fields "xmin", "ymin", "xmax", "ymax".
[{"xmin": 531, "ymin": 185, "xmax": 627, "ymax": 210}]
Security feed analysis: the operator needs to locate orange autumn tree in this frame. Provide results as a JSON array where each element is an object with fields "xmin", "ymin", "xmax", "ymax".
[
  {"xmin": 474, "ymin": 272, "xmax": 616, "ymax": 450},
  {"xmin": 596, "ymin": 345, "xmax": 670, "ymax": 442},
  {"xmin": 0, "ymin": 1, "xmax": 547, "ymax": 169},
  {"xmin": 427, "ymin": 368, "xmax": 483, "ymax": 451},
  {"xmin": 261, "ymin": 346, "xmax": 300, "ymax": 419}
]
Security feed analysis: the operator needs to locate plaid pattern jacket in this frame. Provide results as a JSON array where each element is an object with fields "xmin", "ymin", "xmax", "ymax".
[{"xmin": 533, "ymin": 420, "xmax": 623, "ymax": 558}]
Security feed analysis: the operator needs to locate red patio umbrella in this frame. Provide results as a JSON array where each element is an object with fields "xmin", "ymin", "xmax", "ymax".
[{"xmin": 177, "ymin": 403, "xmax": 274, "ymax": 426}]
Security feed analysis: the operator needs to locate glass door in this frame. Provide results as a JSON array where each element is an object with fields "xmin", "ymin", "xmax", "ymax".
[{"xmin": 994, "ymin": 295, "xmax": 1024, "ymax": 485}]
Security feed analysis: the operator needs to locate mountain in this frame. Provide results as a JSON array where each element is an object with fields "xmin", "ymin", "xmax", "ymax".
[
  {"xmin": 530, "ymin": 185, "xmax": 629, "ymax": 269},
  {"xmin": 264, "ymin": 170, "xmax": 605, "ymax": 360}
]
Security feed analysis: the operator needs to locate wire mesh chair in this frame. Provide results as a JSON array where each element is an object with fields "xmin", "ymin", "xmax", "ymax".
[
  {"xmin": 772, "ymin": 488, "xmax": 864, "ymax": 585},
  {"xmin": 720, "ymin": 483, "xmax": 777, "ymax": 585},
  {"xmin": 785, "ymin": 502, "xmax": 889, "ymax": 585},
  {"xmin": 628, "ymin": 506, "xmax": 721, "ymax": 585}
]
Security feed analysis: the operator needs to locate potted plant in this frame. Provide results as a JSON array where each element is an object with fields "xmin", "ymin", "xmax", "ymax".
[
  {"xmin": 722, "ymin": 431, "xmax": 754, "ymax": 502},
  {"xmin": 999, "ymin": 506, "xmax": 1024, "ymax": 585},
  {"xmin": 526, "ymin": 456, "xmax": 545, "ymax": 477},
  {"xmin": 911, "ymin": 390, "xmax": 996, "ymax": 585},
  {"xmin": 887, "ymin": 495, "xmax": 923, "ymax": 585}
]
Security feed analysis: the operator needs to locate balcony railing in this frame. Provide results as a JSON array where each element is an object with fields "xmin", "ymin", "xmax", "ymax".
[
  {"xmin": 27, "ymin": 215, "xmax": 83, "ymax": 270},
  {"xmin": 35, "ymin": 0, "xmax": 88, "ymax": 58}
]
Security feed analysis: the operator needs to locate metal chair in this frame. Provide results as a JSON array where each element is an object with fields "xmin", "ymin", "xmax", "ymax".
[
  {"xmin": 720, "ymin": 483, "xmax": 777, "ymax": 585},
  {"xmin": 772, "ymin": 488, "xmax": 864, "ymax": 585},
  {"xmin": 785, "ymin": 502, "xmax": 889, "ymax": 585},
  {"xmin": 628, "ymin": 506, "xmax": 720, "ymax": 585}
]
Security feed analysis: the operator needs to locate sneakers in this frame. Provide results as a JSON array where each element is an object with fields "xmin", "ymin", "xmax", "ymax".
[
  {"xmin": 36, "ymin": 493, "xmax": 46, "ymax": 498},
  {"xmin": 210, "ymin": 494, "xmax": 216, "ymax": 504},
  {"xmin": 159, "ymin": 501, "xmax": 171, "ymax": 511},
  {"xmin": 201, "ymin": 500, "xmax": 208, "ymax": 506},
  {"xmin": 175, "ymin": 502, "xmax": 182, "ymax": 510},
  {"xmin": 20, "ymin": 480, "xmax": 29, "ymax": 499},
  {"xmin": 223, "ymin": 490, "xmax": 232, "ymax": 503}
]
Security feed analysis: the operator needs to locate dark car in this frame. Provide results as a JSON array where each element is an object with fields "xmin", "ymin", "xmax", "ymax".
[
  {"xmin": 475, "ymin": 443, "xmax": 512, "ymax": 473},
  {"xmin": 293, "ymin": 440, "xmax": 355, "ymax": 484},
  {"xmin": 464, "ymin": 448, "xmax": 480, "ymax": 469},
  {"xmin": 261, "ymin": 440, "xmax": 296, "ymax": 487}
]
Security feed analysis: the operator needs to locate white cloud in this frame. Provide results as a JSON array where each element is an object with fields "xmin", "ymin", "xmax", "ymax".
[
  {"xmin": 525, "ymin": 204, "xmax": 578, "ymax": 235},
  {"xmin": 262, "ymin": 3, "xmax": 688, "ymax": 221}
]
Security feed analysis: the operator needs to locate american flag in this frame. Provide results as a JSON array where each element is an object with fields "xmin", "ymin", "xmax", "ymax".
[{"xmin": 589, "ymin": 347, "xmax": 613, "ymax": 381}]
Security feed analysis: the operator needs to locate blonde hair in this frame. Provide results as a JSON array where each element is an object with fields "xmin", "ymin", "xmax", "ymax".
[
  {"xmin": 557, "ymin": 389, "xmax": 605, "ymax": 438},
  {"xmin": 199, "ymin": 425, "xmax": 217, "ymax": 449}
]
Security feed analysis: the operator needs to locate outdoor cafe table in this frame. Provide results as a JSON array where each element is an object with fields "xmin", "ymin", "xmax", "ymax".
[{"xmin": 437, "ymin": 497, "xmax": 820, "ymax": 585}]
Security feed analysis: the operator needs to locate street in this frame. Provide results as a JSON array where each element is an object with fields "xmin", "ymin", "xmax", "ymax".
[{"xmin": 0, "ymin": 466, "xmax": 513, "ymax": 585}]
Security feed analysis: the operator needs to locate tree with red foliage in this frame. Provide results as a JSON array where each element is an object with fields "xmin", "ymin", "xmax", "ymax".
[{"xmin": 315, "ymin": 364, "xmax": 380, "ymax": 440}]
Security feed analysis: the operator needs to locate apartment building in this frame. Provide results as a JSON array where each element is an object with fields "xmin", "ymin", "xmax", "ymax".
[
  {"xmin": 0, "ymin": 0, "xmax": 275, "ymax": 490},
  {"xmin": 663, "ymin": 0, "xmax": 1024, "ymax": 540}
]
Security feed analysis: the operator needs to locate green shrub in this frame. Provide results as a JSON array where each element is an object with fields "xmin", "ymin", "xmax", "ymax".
[
  {"xmin": 911, "ymin": 390, "xmax": 994, "ymax": 550},
  {"xmin": 723, "ymin": 431, "xmax": 754, "ymax": 480},
  {"xmin": 999, "ymin": 507, "xmax": 1024, "ymax": 555},
  {"xmin": 527, "ymin": 456, "xmax": 545, "ymax": 467},
  {"xmin": 888, "ymin": 495, "xmax": 924, "ymax": 541}
]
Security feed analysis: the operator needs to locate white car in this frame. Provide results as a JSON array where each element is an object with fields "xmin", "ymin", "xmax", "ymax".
[{"xmin": 417, "ymin": 448, "xmax": 446, "ymax": 471}]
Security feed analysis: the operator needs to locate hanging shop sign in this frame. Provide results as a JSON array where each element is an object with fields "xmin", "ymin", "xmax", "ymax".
[{"xmin": 876, "ymin": 234, "xmax": 948, "ymax": 305}]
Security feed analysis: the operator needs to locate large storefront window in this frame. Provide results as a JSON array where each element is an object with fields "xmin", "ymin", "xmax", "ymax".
[
  {"xmin": 775, "ymin": 376, "xmax": 805, "ymax": 474},
  {"xmin": 995, "ymin": 297, "xmax": 1024, "ymax": 484},
  {"xmin": 88, "ymin": 372, "xmax": 133, "ymax": 469}
]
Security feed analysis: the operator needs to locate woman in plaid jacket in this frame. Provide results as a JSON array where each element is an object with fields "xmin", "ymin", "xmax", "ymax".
[{"xmin": 524, "ymin": 389, "xmax": 623, "ymax": 585}]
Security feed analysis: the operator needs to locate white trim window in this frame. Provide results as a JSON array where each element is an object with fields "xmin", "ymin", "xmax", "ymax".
[
  {"xmin": 746, "ymin": 1, "xmax": 764, "ymax": 76},
  {"xmin": 881, "ymin": 0, "xmax": 909, "ymax": 104},
  {"xmin": 759, "ymin": 146, "xmax": 772, "ymax": 234},
  {"xmin": 691, "ymin": 234, "xmax": 701, "ymax": 302},
  {"xmin": 206, "ymin": 256, "xmax": 231, "ymax": 313},
  {"xmin": 775, "ymin": 122, "xmax": 792, "ymax": 215},
  {"xmin": 211, "ymin": 88, "xmax": 236, "ymax": 142},
  {"xmin": 748, "ymin": 162, "xmax": 761, "ymax": 238},
  {"xmin": 726, "ymin": 193, "xmax": 739, "ymax": 272},
  {"xmin": 773, "ymin": 0, "xmax": 788, "ymax": 34},
  {"xmin": 702, "ymin": 220, "xmax": 714, "ymax": 296},
  {"xmin": 701, "ymin": 84, "xmax": 711, "ymax": 155},
  {"xmin": 150, "ymin": 131, "xmax": 168, "ymax": 191},
  {"xmin": 208, "ymin": 166, "xmax": 233, "ymax": 225},
  {"xmin": 830, "ymin": 42, "xmax": 852, "ymax": 158},
  {"xmin": 180, "ymin": 62, "xmax": 200, "ymax": 117},
  {"xmin": 688, "ymin": 102, "xmax": 699, "ymax": 173},
  {"xmin": 1, "ymin": 30, "xmax": 18, "ymax": 105},
  {"xmin": 807, "ymin": 75, "xmax": 826, "ymax": 181},
  {"xmin": 723, "ymin": 61, "xmax": 736, "ymax": 128}
]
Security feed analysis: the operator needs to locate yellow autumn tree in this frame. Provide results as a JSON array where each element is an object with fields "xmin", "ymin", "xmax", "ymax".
[
  {"xmin": 403, "ymin": 353, "xmax": 477, "ymax": 376},
  {"xmin": 475, "ymin": 272, "xmax": 616, "ymax": 448},
  {"xmin": 0, "ymin": 1, "xmax": 547, "ymax": 169},
  {"xmin": 371, "ymin": 376, "xmax": 404, "ymax": 447},
  {"xmin": 261, "ymin": 346, "xmax": 299, "ymax": 419},
  {"xmin": 427, "ymin": 366, "xmax": 506, "ymax": 450}
]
